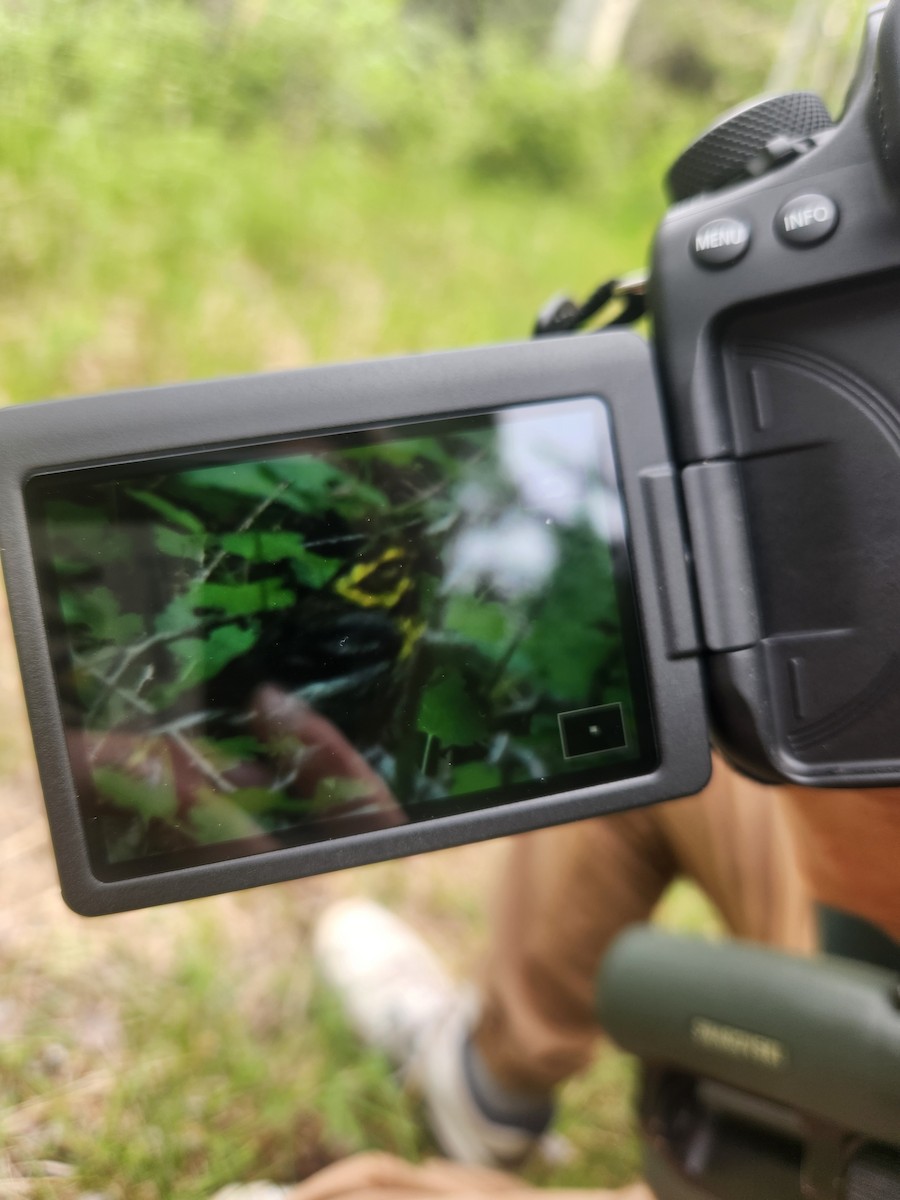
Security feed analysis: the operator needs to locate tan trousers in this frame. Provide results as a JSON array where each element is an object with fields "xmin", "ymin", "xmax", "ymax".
[{"xmin": 473, "ymin": 755, "xmax": 815, "ymax": 1095}]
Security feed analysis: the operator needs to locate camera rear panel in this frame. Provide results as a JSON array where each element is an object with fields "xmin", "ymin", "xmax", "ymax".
[
  {"xmin": 719, "ymin": 276, "xmax": 900, "ymax": 782},
  {"xmin": 651, "ymin": 0, "xmax": 900, "ymax": 785}
]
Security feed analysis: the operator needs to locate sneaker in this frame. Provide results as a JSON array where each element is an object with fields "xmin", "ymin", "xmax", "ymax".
[
  {"xmin": 313, "ymin": 897, "xmax": 456, "ymax": 1068},
  {"xmin": 312, "ymin": 899, "xmax": 548, "ymax": 1168}
]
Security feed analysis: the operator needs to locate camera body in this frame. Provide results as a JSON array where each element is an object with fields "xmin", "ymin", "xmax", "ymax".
[
  {"xmin": 652, "ymin": 0, "xmax": 900, "ymax": 787},
  {"xmin": 1, "ymin": 3, "xmax": 900, "ymax": 914}
]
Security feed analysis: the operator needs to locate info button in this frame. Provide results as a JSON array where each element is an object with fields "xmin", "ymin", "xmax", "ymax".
[
  {"xmin": 558, "ymin": 703, "xmax": 627, "ymax": 759},
  {"xmin": 775, "ymin": 193, "xmax": 839, "ymax": 247}
]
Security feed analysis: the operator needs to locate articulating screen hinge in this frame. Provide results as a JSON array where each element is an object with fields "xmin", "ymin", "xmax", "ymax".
[
  {"xmin": 639, "ymin": 467, "xmax": 702, "ymax": 660},
  {"xmin": 681, "ymin": 460, "xmax": 761, "ymax": 653}
]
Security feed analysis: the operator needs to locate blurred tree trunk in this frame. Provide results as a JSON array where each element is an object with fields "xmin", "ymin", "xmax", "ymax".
[
  {"xmin": 767, "ymin": 0, "xmax": 822, "ymax": 93},
  {"xmin": 551, "ymin": 0, "xmax": 644, "ymax": 72},
  {"xmin": 767, "ymin": 0, "xmax": 869, "ymax": 107},
  {"xmin": 805, "ymin": 0, "xmax": 869, "ymax": 107}
]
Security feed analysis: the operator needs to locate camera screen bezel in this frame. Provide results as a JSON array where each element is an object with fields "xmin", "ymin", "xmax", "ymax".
[{"xmin": 0, "ymin": 335, "xmax": 710, "ymax": 914}]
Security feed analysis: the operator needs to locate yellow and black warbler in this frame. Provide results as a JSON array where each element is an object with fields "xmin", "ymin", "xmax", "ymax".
[{"xmin": 207, "ymin": 540, "xmax": 427, "ymax": 746}]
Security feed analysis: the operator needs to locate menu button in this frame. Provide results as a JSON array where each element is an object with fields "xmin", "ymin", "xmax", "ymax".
[{"xmin": 691, "ymin": 217, "xmax": 751, "ymax": 268}]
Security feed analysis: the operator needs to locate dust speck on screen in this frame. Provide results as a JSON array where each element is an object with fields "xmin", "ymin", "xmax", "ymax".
[{"xmin": 26, "ymin": 397, "xmax": 656, "ymax": 880}]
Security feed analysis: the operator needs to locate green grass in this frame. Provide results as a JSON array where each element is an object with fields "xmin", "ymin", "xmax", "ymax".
[
  {"xmin": 0, "ymin": 846, "xmax": 721, "ymax": 1199},
  {"xmin": 2, "ymin": 894, "xmax": 379, "ymax": 1199},
  {"xmin": 0, "ymin": 122, "xmax": 679, "ymax": 403}
]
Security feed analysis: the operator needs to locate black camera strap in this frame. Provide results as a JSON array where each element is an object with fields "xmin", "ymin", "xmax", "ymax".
[{"xmin": 532, "ymin": 270, "xmax": 648, "ymax": 337}]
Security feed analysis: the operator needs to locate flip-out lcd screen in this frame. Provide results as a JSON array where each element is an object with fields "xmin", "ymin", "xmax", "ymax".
[{"xmin": 25, "ymin": 397, "xmax": 656, "ymax": 881}]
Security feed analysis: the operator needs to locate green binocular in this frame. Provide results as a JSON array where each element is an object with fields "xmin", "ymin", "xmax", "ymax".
[{"xmin": 598, "ymin": 928, "xmax": 900, "ymax": 1200}]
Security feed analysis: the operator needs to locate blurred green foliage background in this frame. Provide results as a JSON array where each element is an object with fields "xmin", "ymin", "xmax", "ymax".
[{"xmin": 0, "ymin": 0, "xmax": 865, "ymax": 407}]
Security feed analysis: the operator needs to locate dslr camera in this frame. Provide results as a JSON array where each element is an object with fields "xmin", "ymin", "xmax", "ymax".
[{"xmin": 2, "ymin": 2, "xmax": 900, "ymax": 916}]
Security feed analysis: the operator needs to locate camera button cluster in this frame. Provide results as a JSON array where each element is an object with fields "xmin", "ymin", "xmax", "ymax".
[
  {"xmin": 691, "ymin": 191, "xmax": 839, "ymax": 271},
  {"xmin": 691, "ymin": 217, "xmax": 752, "ymax": 268},
  {"xmin": 775, "ymin": 192, "xmax": 839, "ymax": 246}
]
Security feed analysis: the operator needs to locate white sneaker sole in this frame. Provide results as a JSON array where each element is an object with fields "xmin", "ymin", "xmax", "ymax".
[{"xmin": 313, "ymin": 898, "xmax": 455, "ymax": 1067}]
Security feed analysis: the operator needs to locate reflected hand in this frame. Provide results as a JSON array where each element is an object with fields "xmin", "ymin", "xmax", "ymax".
[
  {"xmin": 250, "ymin": 685, "xmax": 405, "ymax": 837},
  {"xmin": 68, "ymin": 686, "xmax": 405, "ymax": 861}
]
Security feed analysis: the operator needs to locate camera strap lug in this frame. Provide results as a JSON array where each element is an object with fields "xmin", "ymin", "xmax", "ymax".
[
  {"xmin": 611, "ymin": 270, "xmax": 649, "ymax": 299},
  {"xmin": 532, "ymin": 271, "xmax": 648, "ymax": 337}
]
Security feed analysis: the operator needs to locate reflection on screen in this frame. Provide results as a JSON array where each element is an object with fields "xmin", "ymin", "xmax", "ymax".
[{"xmin": 27, "ymin": 398, "xmax": 656, "ymax": 878}]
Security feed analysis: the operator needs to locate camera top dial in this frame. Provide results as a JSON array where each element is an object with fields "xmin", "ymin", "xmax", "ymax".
[{"xmin": 666, "ymin": 92, "xmax": 834, "ymax": 202}]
